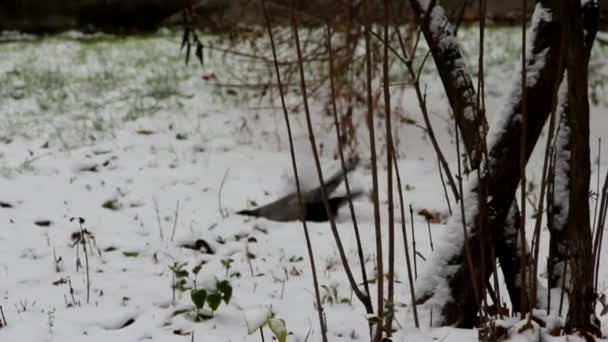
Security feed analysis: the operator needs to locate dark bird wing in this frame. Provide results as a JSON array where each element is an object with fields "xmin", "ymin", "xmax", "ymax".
[
  {"xmin": 236, "ymin": 193, "xmax": 304, "ymax": 222},
  {"xmin": 236, "ymin": 156, "xmax": 360, "ymax": 222},
  {"xmin": 304, "ymin": 189, "xmax": 364, "ymax": 222},
  {"xmin": 304, "ymin": 156, "xmax": 359, "ymax": 203}
]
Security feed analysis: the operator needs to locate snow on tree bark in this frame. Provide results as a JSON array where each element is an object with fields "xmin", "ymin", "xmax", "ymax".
[
  {"xmin": 408, "ymin": 0, "xmax": 485, "ymax": 168},
  {"xmin": 547, "ymin": 78, "xmax": 571, "ymax": 290},
  {"xmin": 414, "ymin": 0, "xmax": 565, "ymax": 327},
  {"xmin": 407, "ymin": 0, "xmax": 533, "ymax": 313}
]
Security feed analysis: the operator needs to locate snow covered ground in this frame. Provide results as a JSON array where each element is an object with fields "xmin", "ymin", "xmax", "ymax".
[{"xmin": 0, "ymin": 28, "xmax": 608, "ymax": 341}]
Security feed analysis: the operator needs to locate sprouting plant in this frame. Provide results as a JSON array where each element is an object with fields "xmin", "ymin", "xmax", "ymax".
[
  {"xmin": 221, "ymin": 258, "xmax": 234, "ymax": 277},
  {"xmin": 173, "ymin": 279, "xmax": 233, "ymax": 322},
  {"xmin": 170, "ymin": 263, "xmax": 233, "ymax": 321},
  {"xmin": 70, "ymin": 217, "xmax": 92, "ymax": 304},
  {"xmin": 169, "ymin": 262, "xmax": 189, "ymax": 305},
  {"xmin": 320, "ymin": 283, "xmax": 349, "ymax": 306},
  {"xmin": 272, "ymin": 268, "xmax": 289, "ymax": 300}
]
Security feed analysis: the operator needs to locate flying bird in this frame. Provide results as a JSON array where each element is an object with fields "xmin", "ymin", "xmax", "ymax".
[{"xmin": 236, "ymin": 157, "xmax": 362, "ymax": 222}]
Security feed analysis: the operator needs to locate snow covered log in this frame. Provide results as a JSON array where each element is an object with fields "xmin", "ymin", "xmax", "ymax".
[
  {"xmin": 407, "ymin": 0, "xmax": 533, "ymax": 313},
  {"xmin": 414, "ymin": 0, "xmax": 567, "ymax": 327},
  {"xmin": 408, "ymin": 0, "xmax": 486, "ymax": 168}
]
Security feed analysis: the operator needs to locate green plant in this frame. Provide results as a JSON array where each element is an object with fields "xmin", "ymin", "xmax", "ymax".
[
  {"xmin": 320, "ymin": 283, "xmax": 349, "ymax": 306},
  {"xmin": 221, "ymin": 258, "xmax": 234, "ymax": 277},
  {"xmin": 170, "ymin": 263, "xmax": 233, "ymax": 321}
]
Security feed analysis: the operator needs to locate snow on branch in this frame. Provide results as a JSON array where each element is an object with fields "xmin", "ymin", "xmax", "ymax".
[
  {"xmin": 408, "ymin": 0, "xmax": 484, "ymax": 167},
  {"xmin": 414, "ymin": 0, "xmax": 564, "ymax": 326}
]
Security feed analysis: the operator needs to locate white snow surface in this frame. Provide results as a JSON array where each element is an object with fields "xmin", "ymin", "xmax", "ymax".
[{"xmin": 0, "ymin": 25, "xmax": 607, "ymax": 342}]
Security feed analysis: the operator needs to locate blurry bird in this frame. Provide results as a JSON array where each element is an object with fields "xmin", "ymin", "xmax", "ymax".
[{"xmin": 236, "ymin": 157, "xmax": 362, "ymax": 222}]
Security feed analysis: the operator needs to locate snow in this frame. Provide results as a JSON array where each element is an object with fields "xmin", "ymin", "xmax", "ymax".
[
  {"xmin": 551, "ymin": 77, "xmax": 572, "ymax": 232},
  {"xmin": 245, "ymin": 307, "xmax": 271, "ymax": 334},
  {"xmin": 414, "ymin": 176, "xmax": 479, "ymax": 325},
  {"xmin": 0, "ymin": 23, "xmax": 607, "ymax": 341}
]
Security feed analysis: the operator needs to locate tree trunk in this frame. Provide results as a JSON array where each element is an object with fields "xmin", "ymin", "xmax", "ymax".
[{"xmin": 550, "ymin": 0, "xmax": 599, "ymax": 334}]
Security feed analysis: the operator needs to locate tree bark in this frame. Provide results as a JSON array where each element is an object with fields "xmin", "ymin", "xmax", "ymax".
[
  {"xmin": 547, "ymin": 0, "xmax": 599, "ymax": 291},
  {"xmin": 408, "ymin": 0, "xmax": 486, "ymax": 168},
  {"xmin": 547, "ymin": 0, "xmax": 599, "ymax": 333}
]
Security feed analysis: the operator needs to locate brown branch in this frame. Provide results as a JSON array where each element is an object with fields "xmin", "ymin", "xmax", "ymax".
[
  {"xmin": 260, "ymin": 2, "xmax": 328, "ymax": 340},
  {"xmin": 291, "ymin": 8, "xmax": 375, "ymax": 333},
  {"xmin": 325, "ymin": 24, "xmax": 373, "ymax": 314},
  {"xmin": 383, "ymin": 0, "xmax": 396, "ymax": 337},
  {"xmin": 363, "ymin": 0, "xmax": 385, "ymax": 339}
]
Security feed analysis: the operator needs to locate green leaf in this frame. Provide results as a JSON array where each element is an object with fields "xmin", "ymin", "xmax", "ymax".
[
  {"xmin": 174, "ymin": 278, "xmax": 189, "ymax": 291},
  {"xmin": 268, "ymin": 318, "xmax": 287, "ymax": 342},
  {"xmin": 217, "ymin": 280, "xmax": 232, "ymax": 303},
  {"xmin": 122, "ymin": 251, "xmax": 139, "ymax": 257},
  {"xmin": 207, "ymin": 292, "xmax": 222, "ymax": 311},
  {"xmin": 191, "ymin": 289, "xmax": 207, "ymax": 309},
  {"xmin": 175, "ymin": 269, "xmax": 189, "ymax": 278},
  {"xmin": 172, "ymin": 308, "xmax": 192, "ymax": 317},
  {"xmin": 221, "ymin": 258, "xmax": 233, "ymax": 268},
  {"xmin": 196, "ymin": 311, "xmax": 213, "ymax": 321},
  {"xmin": 192, "ymin": 265, "xmax": 202, "ymax": 275}
]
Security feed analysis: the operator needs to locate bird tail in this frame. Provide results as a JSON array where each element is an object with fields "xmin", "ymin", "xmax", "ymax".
[{"xmin": 235, "ymin": 208, "xmax": 261, "ymax": 217}]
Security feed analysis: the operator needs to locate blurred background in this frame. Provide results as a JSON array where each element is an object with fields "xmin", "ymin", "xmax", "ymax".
[{"xmin": 2, "ymin": 0, "xmax": 607, "ymax": 33}]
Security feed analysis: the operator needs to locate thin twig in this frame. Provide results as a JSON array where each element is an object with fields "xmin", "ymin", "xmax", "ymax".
[
  {"xmin": 392, "ymin": 145, "xmax": 419, "ymax": 328},
  {"xmin": 409, "ymin": 205, "xmax": 417, "ymax": 279},
  {"xmin": 454, "ymin": 111, "xmax": 481, "ymax": 308},
  {"xmin": 437, "ymin": 156, "xmax": 453, "ymax": 215},
  {"xmin": 218, "ymin": 168, "xmax": 230, "ymax": 219},
  {"xmin": 547, "ymin": 256, "xmax": 551, "ymax": 315},
  {"xmin": 363, "ymin": 1, "xmax": 384, "ymax": 339},
  {"xmin": 593, "ymin": 169, "xmax": 608, "ymax": 291},
  {"xmin": 426, "ymin": 219, "xmax": 434, "ymax": 251},
  {"xmin": 374, "ymin": 22, "xmax": 460, "ymax": 202},
  {"xmin": 261, "ymin": 2, "xmax": 328, "ymax": 341},
  {"xmin": 520, "ymin": 0, "xmax": 529, "ymax": 320},
  {"xmin": 326, "ymin": 24, "xmax": 372, "ymax": 310},
  {"xmin": 382, "ymin": 0, "xmax": 396, "ymax": 337},
  {"xmin": 170, "ymin": 200, "xmax": 180, "ymax": 242},
  {"xmin": 78, "ymin": 221, "xmax": 91, "ymax": 305},
  {"xmin": 592, "ymin": 138, "xmax": 601, "ymax": 235},
  {"xmin": 293, "ymin": 9, "xmax": 375, "ymax": 329},
  {"xmin": 477, "ymin": 0, "xmax": 489, "ymax": 318},
  {"xmin": 558, "ymin": 261, "xmax": 568, "ymax": 316},
  {"xmin": 153, "ymin": 198, "xmax": 164, "ymax": 240},
  {"xmin": 0, "ymin": 305, "xmax": 6, "ymax": 327}
]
